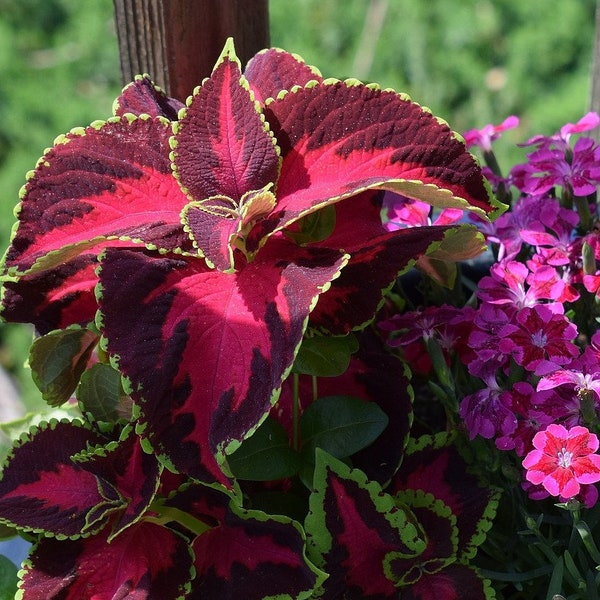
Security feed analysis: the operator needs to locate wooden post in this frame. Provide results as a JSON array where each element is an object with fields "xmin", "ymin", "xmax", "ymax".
[{"xmin": 113, "ymin": 0, "xmax": 270, "ymax": 101}]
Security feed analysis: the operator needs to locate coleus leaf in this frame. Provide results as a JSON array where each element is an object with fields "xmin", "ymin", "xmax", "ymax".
[
  {"xmin": 113, "ymin": 74, "xmax": 185, "ymax": 120},
  {"xmin": 1, "ymin": 255, "xmax": 100, "ymax": 334},
  {"xmin": 388, "ymin": 433, "xmax": 500, "ymax": 560},
  {"xmin": 72, "ymin": 425, "xmax": 162, "ymax": 540},
  {"xmin": 398, "ymin": 564, "xmax": 497, "ymax": 600},
  {"xmin": 386, "ymin": 489, "xmax": 459, "ymax": 587},
  {"xmin": 173, "ymin": 40, "xmax": 280, "ymax": 270},
  {"xmin": 243, "ymin": 47, "xmax": 323, "ymax": 104},
  {"xmin": 166, "ymin": 482, "xmax": 325, "ymax": 599},
  {"xmin": 28, "ymin": 326, "xmax": 98, "ymax": 407},
  {"xmin": 18, "ymin": 520, "xmax": 193, "ymax": 600},
  {"xmin": 97, "ymin": 241, "xmax": 347, "ymax": 487},
  {"xmin": 3, "ymin": 114, "xmax": 189, "ymax": 277},
  {"xmin": 307, "ymin": 191, "xmax": 459, "ymax": 333},
  {"xmin": 0, "ymin": 420, "xmax": 120, "ymax": 538},
  {"xmin": 305, "ymin": 450, "xmax": 426, "ymax": 599},
  {"xmin": 246, "ymin": 79, "xmax": 498, "ymax": 251}
]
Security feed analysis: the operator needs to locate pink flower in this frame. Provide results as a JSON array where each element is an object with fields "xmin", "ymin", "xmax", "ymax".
[
  {"xmin": 522, "ymin": 424, "xmax": 600, "ymax": 499},
  {"xmin": 463, "ymin": 115, "xmax": 519, "ymax": 152},
  {"xmin": 382, "ymin": 192, "xmax": 463, "ymax": 230}
]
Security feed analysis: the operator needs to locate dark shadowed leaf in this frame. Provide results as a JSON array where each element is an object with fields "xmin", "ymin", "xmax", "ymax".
[
  {"xmin": 300, "ymin": 395, "xmax": 388, "ymax": 460},
  {"xmin": 227, "ymin": 416, "xmax": 300, "ymax": 481},
  {"xmin": 29, "ymin": 327, "xmax": 98, "ymax": 406},
  {"xmin": 293, "ymin": 333, "xmax": 359, "ymax": 377},
  {"xmin": 77, "ymin": 362, "xmax": 132, "ymax": 425}
]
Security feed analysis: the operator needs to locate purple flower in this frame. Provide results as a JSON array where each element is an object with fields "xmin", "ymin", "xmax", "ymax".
[
  {"xmin": 518, "ymin": 137, "xmax": 600, "ymax": 197},
  {"xmin": 459, "ymin": 368, "xmax": 517, "ymax": 440}
]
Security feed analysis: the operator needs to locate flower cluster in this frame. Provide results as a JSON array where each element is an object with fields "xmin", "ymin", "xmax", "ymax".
[{"xmin": 381, "ymin": 113, "xmax": 600, "ymax": 507}]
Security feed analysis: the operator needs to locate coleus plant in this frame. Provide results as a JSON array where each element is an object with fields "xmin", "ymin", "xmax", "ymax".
[{"xmin": 0, "ymin": 39, "xmax": 502, "ymax": 598}]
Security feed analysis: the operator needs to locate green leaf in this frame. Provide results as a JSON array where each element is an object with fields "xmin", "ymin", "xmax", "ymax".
[
  {"xmin": 77, "ymin": 363, "xmax": 131, "ymax": 425},
  {"xmin": 227, "ymin": 416, "xmax": 301, "ymax": 481},
  {"xmin": 292, "ymin": 334, "xmax": 359, "ymax": 377},
  {"xmin": 300, "ymin": 395, "xmax": 389, "ymax": 460},
  {"xmin": 0, "ymin": 554, "xmax": 18, "ymax": 600},
  {"xmin": 29, "ymin": 327, "xmax": 98, "ymax": 407},
  {"xmin": 285, "ymin": 203, "xmax": 336, "ymax": 245}
]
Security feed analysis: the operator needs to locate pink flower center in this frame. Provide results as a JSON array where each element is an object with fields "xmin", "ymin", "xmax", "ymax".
[
  {"xmin": 557, "ymin": 447, "xmax": 573, "ymax": 468},
  {"xmin": 531, "ymin": 329, "xmax": 548, "ymax": 347}
]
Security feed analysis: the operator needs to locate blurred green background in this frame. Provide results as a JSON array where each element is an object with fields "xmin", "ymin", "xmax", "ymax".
[{"xmin": 0, "ymin": 0, "xmax": 597, "ymax": 419}]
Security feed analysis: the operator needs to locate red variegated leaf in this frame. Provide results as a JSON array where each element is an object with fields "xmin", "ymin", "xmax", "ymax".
[
  {"xmin": 387, "ymin": 490, "xmax": 458, "ymax": 587},
  {"xmin": 399, "ymin": 564, "xmax": 496, "ymax": 600},
  {"xmin": 0, "ymin": 420, "xmax": 120, "ymax": 537},
  {"xmin": 389, "ymin": 434, "xmax": 500, "ymax": 560},
  {"xmin": 3, "ymin": 114, "xmax": 190, "ymax": 277},
  {"xmin": 1, "ymin": 255, "xmax": 99, "ymax": 334},
  {"xmin": 244, "ymin": 47, "xmax": 323, "ymax": 104},
  {"xmin": 97, "ymin": 241, "xmax": 347, "ymax": 487},
  {"xmin": 308, "ymin": 190, "xmax": 455, "ymax": 333},
  {"xmin": 169, "ymin": 483, "xmax": 323, "ymax": 599},
  {"xmin": 113, "ymin": 74, "xmax": 184, "ymax": 120},
  {"xmin": 19, "ymin": 520, "xmax": 193, "ymax": 599},
  {"xmin": 172, "ymin": 40, "xmax": 280, "ymax": 204},
  {"xmin": 74, "ymin": 426, "xmax": 161, "ymax": 539},
  {"xmin": 305, "ymin": 450, "xmax": 425, "ymax": 599},
  {"xmin": 247, "ymin": 81, "xmax": 496, "ymax": 249}
]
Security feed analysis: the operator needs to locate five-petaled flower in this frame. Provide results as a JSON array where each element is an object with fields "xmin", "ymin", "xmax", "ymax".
[{"xmin": 522, "ymin": 424, "xmax": 600, "ymax": 499}]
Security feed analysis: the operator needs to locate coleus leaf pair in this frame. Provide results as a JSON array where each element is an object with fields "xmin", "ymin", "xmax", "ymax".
[
  {"xmin": 0, "ymin": 38, "xmax": 496, "ymax": 491},
  {"xmin": 0, "ymin": 419, "xmax": 322, "ymax": 598}
]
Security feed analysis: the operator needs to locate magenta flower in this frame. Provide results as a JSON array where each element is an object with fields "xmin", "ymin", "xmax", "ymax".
[
  {"xmin": 498, "ymin": 304, "xmax": 579, "ymax": 375},
  {"xmin": 522, "ymin": 424, "xmax": 600, "ymax": 499},
  {"xmin": 463, "ymin": 115, "xmax": 519, "ymax": 152},
  {"xmin": 519, "ymin": 136, "xmax": 600, "ymax": 197},
  {"xmin": 382, "ymin": 192, "xmax": 463, "ymax": 230}
]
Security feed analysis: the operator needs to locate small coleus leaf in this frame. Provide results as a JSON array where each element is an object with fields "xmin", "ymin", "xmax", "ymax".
[
  {"xmin": 113, "ymin": 74, "xmax": 184, "ymax": 120},
  {"xmin": 97, "ymin": 241, "xmax": 347, "ymax": 487},
  {"xmin": 19, "ymin": 520, "xmax": 193, "ymax": 600},
  {"xmin": 299, "ymin": 395, "xmax": 389, "ymax": 461},
  {"xmin": 226, "ymin": 415, "xmax": 301, "ymax": 481},
  {"xmin": 0, "ymin": 420, "xmax": 121, "ymax": 538},
  {"xmin": 305, "ymin": 450, "xmax": 426, "ymax": 599},
  {"xmin": 292, "ymin": 333, "xmax": 359, "ymax": 377},
  {"xmin": 72, "ymin": 425, "xmax": 162, "ymax": 540},
  {"xmin": 166, "ymin": 482, "xmax": 325, "ymax": 599},
  {"xmin": 28, "ymin": 326, "xmax": 98, "ymax": 407},
  {"xmin": 397, "ymin": 564, "xmax": 497, "ymax": 600},
  {"xmin": 77, "ymin": 362, "xmax": 133, "ymax": 425},
  {"xmin": 172, "ymin": 40, "xmax": 280, "ymax": 269},
  {"xmin": 182, "ymin": 185, "xmax": 277, "ymax": 271},
  {"xmin": 244, "ymin": 46, "xmax": 323, "ymax": 104},
  {"xmin": 389, "ymin": 433, "xmax": 500, "ymax": 561},
  {"xmin": 386, "ymin": 490, "xmax": 458, "ymax": 587}
]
